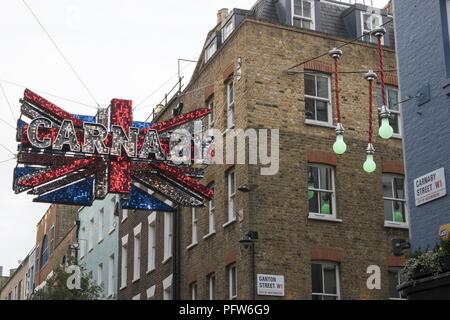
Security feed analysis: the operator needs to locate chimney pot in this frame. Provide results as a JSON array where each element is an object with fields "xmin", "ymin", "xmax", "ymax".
[
  {"xmin": 217, "ymin": 8, "xmax": 229, "ymax": 25},
  {"xmin": 0, "ymin": 266, "xmax": 3, "ymax": 277}
]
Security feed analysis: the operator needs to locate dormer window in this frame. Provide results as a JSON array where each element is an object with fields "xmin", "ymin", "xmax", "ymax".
[
  {"xmin": 205, "ymin": 39, "xmax": 217, "ymax": 63},
  {"xmin": 361, "ymin": 12, "xmax": 383, "ymax": 44},
  {"xmin": 222, "ymin": 19, "xmax": 235, "ymax": 42},
  {"xmin": 292, "ymin": 0, "xmax": 315, "ymax": 30}
]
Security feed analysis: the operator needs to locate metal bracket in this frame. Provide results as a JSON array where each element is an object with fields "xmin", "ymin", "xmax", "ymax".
[{"xmin": 417, "ymin": 83, "xmax": 431, "ymax": 106}]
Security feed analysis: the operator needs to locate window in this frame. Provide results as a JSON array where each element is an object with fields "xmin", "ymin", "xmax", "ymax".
[
  {"xmin": 163, "ymin": 275, "xmax": 173, "ymax": 300},
  {"xmin": 49, "ymin": 225, "xmax": 55, "ymax": 257},
  {"xmin": 190, "ymin": 282, "xmax": 198, "ymax": 300},
  {"xmin": 40, "ymin": 236, "xmax": 48, "ymax": 269},
  {"xmin": 109, "ymin": 198, "xmax": 117, "ymax": 233},
  {"xmin": 164, "ymin": 212, "xmax": 173, "ymax": 261},
  {"xmin": 207, "ymin": 97, "xmax": 215, "ymax": 129},
  {"xmin": 98, "ymin": 208, "xmax": 104, "ymax": 243},
  {"xmin": 133, "ymin": 224, "xmax": 141, "ymax": 282},
  {"xmin": 108, "ymin": 254, "xmax": 114, "ymax": 297},
  {"xmin": 361, "ymin": 13, "xmax": 383, "ymax": 44},
  {"xmin": 78, "ymin": 227, "xmax": 86, "ymax": 259},
  {"xmin": 97, "ymin": 263, "xmax": 103, "ymax": 287},
  {"xmin": 377, "ymin": 86, "xmax": 401, "ymax": 137},
  {"xmin": 122, "ymin": 209, "xmax": 128, "ymax": 223},
  {"xmin": 389, "ymin": 268, "xmax": 406, "ymax": 300},
  {"xmin": 304, "ymin": 73, "xmax": 332, "ymax": 125},
  {"xmin": 383, "ymin": 174, "xmax": 408, "ymax": 227},
  {"xmin": 308, "ymin": 165, "xmax": 337, "ymax": 220},
  {"xmin": 208, "ymin": 184, "xmax": 216, "ymax": 235},
  {"xmin": 311, "ymin": 262, "xmax": 340, "ymax": 300},
  {"xmin": 121, "ymin": 235, "xmax": 128, "ymax": 289},
  {"xmin": 227, "ymin": 170, "xmax": 237, "ymax": 223},
  {"xmin": 222, "ymin": 18, "xmax": 234, "ymax": 41},
  {"xmin": 226, "ymin": 79, "xmax": 235, "ymax": 129},
  {"xmin": 205, "ymin": 39, "xmax": 217, "ymax": 63},
  {"xmin": 146, "ymin": 286, "xmax": 156, "ymax": 300},
  {"xmin": 208, "ymin": 274, "xmax": 216, "ymax": 300},
  {"xmin": 292, "ymin": 0, "xmax": 315, "ymax": 30},
  {"xmin": 148, "ymin": 213, "xmax": 156, "ymax": 272},
  {"xmin": 190, "ymin": 208, "xmax": 198, "ymax": 246},
  {"xmin": 228, "ymin": 264, "xmax": 237, "ymax": 300},
  {"xmin": 88, "ymin": 218, "xmax": 94, "ymax": 252}
]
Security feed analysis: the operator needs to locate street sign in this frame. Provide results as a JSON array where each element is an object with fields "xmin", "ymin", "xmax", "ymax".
[
  {"xmin": 257, "ymin": 274, "xmax": 285, "ymax": 297},
  {"xmin": 414, "ymin": 168, "xmax": 447, "ymax": 206}
]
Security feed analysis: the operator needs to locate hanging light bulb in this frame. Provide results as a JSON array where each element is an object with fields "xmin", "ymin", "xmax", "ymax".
[
  {"xmin": 363, "ymin": 144, "xmax": 377, "ymax": 173},
  {"xmin": 333, "ymin": 123, "xmax": 347, "ymax": 155},
  {"xmin": 379, "ymin": 105, "xmax": 394, "ymax": 140}
]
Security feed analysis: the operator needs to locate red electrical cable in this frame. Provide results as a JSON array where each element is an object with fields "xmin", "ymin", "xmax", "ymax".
[
  {"xmin": 377, "ymin": 36, "xmax": 387, "ymax": 106},
  {"xmin": 333, "ymin": 57, "xmax": 341, "ymax": 124},
  {"xmin": 368, "ymin": 79, "xmax": 374, "ymax": 144}
]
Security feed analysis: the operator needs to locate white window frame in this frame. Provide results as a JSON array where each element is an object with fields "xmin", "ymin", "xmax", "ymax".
[
  {"xmin": 311, "ymin": 262, "xmax": 341, "ymax": 300},
  {"xmin": 120, "ymin": 235, "xmax": 128, "ymax": 289},
  {"xmin": 190, "ymin": 208, "xmax": 198, "ymax": 246},
  {"xmin": 190, "ymin": 282, "xmax": 198, "ymax": 300},
  {"xmin": 378, "ymin": 85, "xmax": 402, "ymax": 139},
  {"xmin": 79, "ymin": 227, "xmax": 86, "ymax": 259},
  {"xmin": 226, "ymin": 79, "xmax": 235, "ymax": 129},
  {"xmin": 222, "ymin": 18, "xmax": 235, "ymax": 42},
  {"xmin": 205, "ymin": 39, "xmax": 217, "ymax": 63},
  {"xmin": 107, "ymin": 254, "xmax": 114, "ymax": 298},
  {"xmin": 207, "ymin": 97, "xmax": 215, "ymax": 129},
  {"xmin": 228, "ymin": 264, "xmax": 237, "ymax": 300},
  {"xmin": 133, "ymin": 224, "xmax": 141, "ymax": 282},
  {"xmin": 308, "ymin": 164, "xmax": 338, "ymax": 222},
  {"xmin": 226, "ymin": 170, "xmax": 237, "ymax": 224},
  {"xmin": 147, "ymin": 213, "xmax": 156, "ymax": 273},
  {"xmin": 388, "ymin": 268, "xmax": 406, "ymax": 300},
  {"xmin": 361, "ymin": 12, "xmax": 384, "ymax": 44},
  {"xmin": 208, "ymin": 273, "xmax": 216, "ymax": 300},
  {"xmin": 146, "ymin": 285, "xmax": 156, "ymax": 300},
  {"xmin": 88, "ymin": 218, "xmax": 94, "ymax": 252},
  {"xmin": 109, "ymin": 196, "xmax": 117, "ymax": 234},
  {"xmin": 292, "ymin": 0, "xmax": 316, "ymax": 30},
  {"xmin": 207, "ymin": 184, "xmax": 216, "ymax": 236},
  {"xmin": 98, "ymin": 208, "xmax": 104, "ymax": 244},
  {"xmin": 304, "ymin": 73, "xmax": 333, "ymax": 127},
  {"xmin": 163, "ymin": 274, "xmax": 173, "ymax": 300},
  {"xmin": 383, "ymin": 174, "xmax": 409, "ymax": 229},
  {"xmin": 163, "ymin": 212, "xmax": 173, "ymax": 262},
  {"xmin": 97, "ymin": 263, "xmax": 103, "ymax": 287}
]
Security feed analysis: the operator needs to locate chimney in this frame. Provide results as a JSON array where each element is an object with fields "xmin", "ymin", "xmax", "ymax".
[
  {"xmin": 0, "ymin": 266, "xmax": 3, "ymax": 277},
  {"xmin": 217, "ymin": 8, "xmax": 229, "ymax": 25}
]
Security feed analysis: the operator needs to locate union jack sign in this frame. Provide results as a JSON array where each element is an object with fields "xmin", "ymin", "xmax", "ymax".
[{"xmin": 13, "ymin": 89, "xmax": 213, "ymax": 211}]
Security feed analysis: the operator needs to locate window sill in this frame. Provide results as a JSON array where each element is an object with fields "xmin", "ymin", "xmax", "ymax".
[
  {"xmin": 162, "ymin": 256, "xmax": 172, "ymax": 265},
  {"xmin": 186, "ymin": 243, "xmax": 198, "ymax": 251},
  {"xmin": 308, "ymin": 214, "xmax": 342, "ymax": 223},
  {"xmin": 391, "ymin": 134, "xmax": 403, "ymax": 140},
  {"xmin": 203, "ymin": 232, "xmax": 216, "ymax": 240},
  {"xmin": 305, "ymin": 120, "xmax": 335, "ymax": 129},
  {"xmin": 88, "ymin": 248, "xmax": 94, "ymax": 253},
  {"xmin": 132, "ymin": 278, "xmax": 140, "ymax": 284},
  {"xmin": 121, "ymin": 217, "xmax": 128, "ymax": 224},
  {"xmin": 384, "ymin": 222, "xmax": 409, "ymax": 230},
  {"xmin": 119, "ymin": 285, "xmax": 127, "ymax": 291},
  {"xmin": 223, "ymin": 219, "xmax": 237, "ymax": 229},
  {"xmin": 97, "ymin": 239, "xmax": 104, "ymax": 245},
  {"xmin": 146, "ymin": 268, "xmax": 155, "ymax": 275},
  {"xmin": 108, "ymin": 228, "xmax": 115, "ymax": 236},
  {"xmin": 223, "ymin": 127, "xmax": 236, "ymax": 136}
]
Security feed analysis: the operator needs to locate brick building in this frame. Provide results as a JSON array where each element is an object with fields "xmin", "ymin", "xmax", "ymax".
[
  {"xmin": 0, "ymin": 255, "xmax": 30, "ymax": 300},
  {"xmin": 34, "ymin": 204, "xmax": 79, "ymax": 290},
  {"xmin": 142, "ymin": 0, "xmax": 409, "ymax": 301}
]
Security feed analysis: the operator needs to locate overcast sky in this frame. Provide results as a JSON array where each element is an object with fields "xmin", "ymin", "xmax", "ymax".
[{"xmin": 0, "ymin": 0, "xmax": 389, "ymax": 273}]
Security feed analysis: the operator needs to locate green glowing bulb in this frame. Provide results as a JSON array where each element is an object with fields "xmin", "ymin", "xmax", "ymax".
[
  {"xmin": 321, "ymin": 200, "xmax": 331, "ymax": 215},
  {"xmin": 394, "ymin": 210, "xmax": 405, "ymax": 223},
  {"xmin": 308, "ymin": 182, "xmax": 315, "ymax": 200},
  {"xmin": 363, "ymin": 154, "xmax": 377, "ymax": 173},
  {"xmin": 333, "ymin": 135, "xmax": 347, "ymax": 155},
  {"xmin": 379, "ymin": 118, "xmax": 394, "ymax": 140}
]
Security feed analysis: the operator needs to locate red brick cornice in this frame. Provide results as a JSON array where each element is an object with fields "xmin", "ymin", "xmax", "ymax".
[
  {"xmin": 304, "ymin": 61, "xmax": 332, "ymax": 74},
  {"xmin": 204, "ymin": 85, "xmax": 215, "ymax": 101},
  {"xmin": 377, "ymin": 74, "xmax": 398, "ymax": 87},
  {"xmin": 224, "ymin": 250, "xmax": 237, "ymax": 266},
  {"xmin": 308, "ymin": 151, "xmax": 337, "ymax": 166},
  {"xmin": 388, "ymin": 255, "xmax": 406, "ymax": 268},
  {"xmin": 223, "ymin": 62, "xmax": 235, "ymax": 81},
  {"xmin": 382, "ymin": 160, "xmax": 405, "ymax": 175},
  {"xmin": 311, "ymin": 247, "xmax": 342, "ymax": 263}
]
